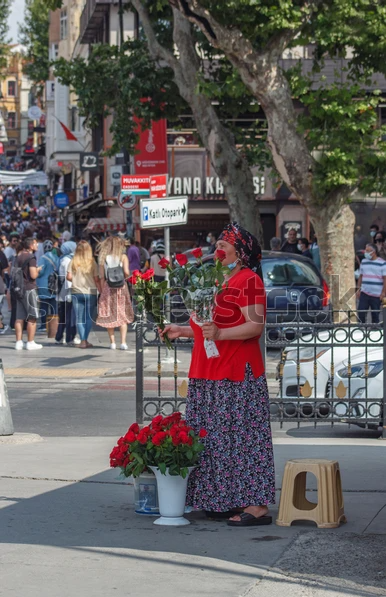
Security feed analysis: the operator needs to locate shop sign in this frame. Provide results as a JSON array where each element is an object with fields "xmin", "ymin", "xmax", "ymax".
[
  {"xmin": 134, "ymin": 119, "xmax": 167, "ymax": 175},
  {"xmin": 80, "ymin": 152, "xmax": 99, "ymax": 172},
  {"xmin": 140, "ymin": 196, "xmax": 188, "ymax": 229},
  {"xmin": 53, "ymin": 192, "xmax": 69, "ymax": 209},
  {"xmin": 150, "ymin": 174, "xmax": 168, "ymax": 199},
  {"xmin": 167, "ymin": 175, "xmax": 265, "ymax": 197}
]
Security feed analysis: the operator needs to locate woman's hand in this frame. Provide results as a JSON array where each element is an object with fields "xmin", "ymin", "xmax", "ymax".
[
  {"xmin": 202, "ymin": 322, "xmax": 221, "ymax": 341},
  {"xmin": 158, "ymin": 324, "xmax": 181, "ymax": 341}
]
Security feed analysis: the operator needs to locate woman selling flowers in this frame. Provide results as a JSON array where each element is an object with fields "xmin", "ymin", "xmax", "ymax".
[{"xmin": 160, "ymin": 222, "xmax": 275, "ymax": 526}]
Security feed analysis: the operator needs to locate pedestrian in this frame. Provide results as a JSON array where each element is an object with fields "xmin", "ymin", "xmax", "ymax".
[
  {"xmin": 126, "ymin": 237, "xmax": 141, "ymax": 274},
  {"xmin": 373, "ymin": 231, "xmax": 386, "ymax": 260},
  {"xmin": 13, "ymin": 237, "xmax": 43, "ymax": 350},
  {"xmin": 370, "ymin": 224, "xmax": 379, "ymax": 240},
  {"xmin": 55, "ymin": 241, "xmax": 77, "ymax": 345},
  {"xmin": 0, "ymin": 244, "xmax": 8, "ymax": 334},
  {"xmin": 96, "ymin": 236, "xmax": 134, "ymax": 350},
  {"xmin": 35, "ymin": 231, "xmax": 45, "ymax": 262},
  {"xmin": 206, "ymin": 231, "xmax": 217, "ymax": 254},
  {"xmin": 150, "ymin": 240, "xmax": 167, "ymax": 283},
  {"xmin": 67, "ymin": 240, "xmax": 100, "ymax": 349},
  {"xmin": 297, "ymin": 237, "xmax": 313, "ymax": 259},
  {"xmin": 357, "ymin": 243, "xmax": 386, "ymax": 324},
  {"xmin": 310, "ymin": 234, "xmax": 321, "ymax": 270},
  {"xmin": 135, "ymin": 240, "xmax": 150, "ymax": 272},
  {"xmin": 269, "ymin": 236, "xmax": 281, "ymax": 251},
  {"xmin": 36, "ymin": 239, "xmax": 59, "ymax": 333},
  {"xmin": 281, "ymin": 228, "xmax": 301, "ymax": 254},
  {"xmin": 354, "ymin": 225, "xmax": 367, "ymax": 252},
  {"xmin": 160, "ymin": 222, "xmax": 275, "ymax": 525}
]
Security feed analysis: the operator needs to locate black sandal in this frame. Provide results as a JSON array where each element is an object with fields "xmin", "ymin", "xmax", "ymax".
[
  {"xmin": 205, "ymin": 509, "xmax": 242, "ymax": 520},
  {"xmin": 227, "ymin": 512, "xmax": 272, "ymax": 527}
]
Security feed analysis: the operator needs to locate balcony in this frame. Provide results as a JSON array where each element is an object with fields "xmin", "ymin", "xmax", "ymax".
[{"xmin": 80, "ymin": 0, "xmax": 113, "ymax": 44}]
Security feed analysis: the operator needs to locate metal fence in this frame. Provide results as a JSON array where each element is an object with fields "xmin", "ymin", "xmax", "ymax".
[{"xmin": 135, "ymin": 309, "xmax": 386, "ymax": 438}]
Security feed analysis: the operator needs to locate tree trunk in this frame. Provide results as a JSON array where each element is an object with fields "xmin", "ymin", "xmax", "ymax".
[
  {"xmin": 309, "ymin": 203, "xmax": 356, "ymax": 314},
  {"xmin": 132, "ymin": 1, "xmax": 264, "ymax": 244}
]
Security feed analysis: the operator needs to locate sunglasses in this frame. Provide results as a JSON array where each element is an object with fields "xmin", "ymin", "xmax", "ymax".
[{"xmin": 375, "ymin": 239, "xmax": 384, "ymax": 243}]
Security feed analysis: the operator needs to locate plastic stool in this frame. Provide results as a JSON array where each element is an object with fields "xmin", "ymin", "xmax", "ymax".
[{"xmin": 276, "ymin": 459, "xmax": 346, "ymax": 529}]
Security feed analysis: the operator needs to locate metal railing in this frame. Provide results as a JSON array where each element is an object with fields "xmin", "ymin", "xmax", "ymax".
[{"xmin": 135, "ymin": 309, "xmax": 386, "ymax": 438}]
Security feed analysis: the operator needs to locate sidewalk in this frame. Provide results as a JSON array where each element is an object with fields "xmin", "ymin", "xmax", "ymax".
[{"xmin": 0, "ymin": 435, "xmax": 385, "ymax": 597}]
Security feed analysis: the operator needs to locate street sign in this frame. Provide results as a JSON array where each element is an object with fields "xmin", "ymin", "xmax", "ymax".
[
  {"xmin": 121, "ymin": 174, "xmax": 150, "ymax": 195},
  {"xmin": 150, "ymin": 174, "xmax": 168, "ymax": 199},
  {"xmin": 53, "ymin": 192, "xmax": 69, "ymax": 209},
  {"xmin": 117, "ymin": 191, "xmax": 138, "ymax": 211},
  {"xmin": 80, "ymin": 152, "xmax": 99, "ymax": 172},
  {"xmin": 28, "ymin": 105, "xmax": 42, "ymax": 120},
  {"xmin": 140, "ymin": 196, "xmax": 188, "ymax": 229},
  {"xmin": 110, "ymin": 165, "xmax": 123, "ymax": 185}
]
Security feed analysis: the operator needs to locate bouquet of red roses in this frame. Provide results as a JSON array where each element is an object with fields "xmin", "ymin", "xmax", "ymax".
[
  {"xmin": 158, "ymin": 248, "xmax": 231, "ymax": 358},
  {"xmin": 110, "ymin": 412, "xmax": 207, "ymax": 478},
  {"xmin": 128, "ymin": 268, "xmax": 172, "ymax": 349}
]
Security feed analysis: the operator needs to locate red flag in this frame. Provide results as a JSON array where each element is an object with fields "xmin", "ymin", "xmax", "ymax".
[{"xmin": 58, "ymin": 120, "xmax": 78, "ymax": 142}]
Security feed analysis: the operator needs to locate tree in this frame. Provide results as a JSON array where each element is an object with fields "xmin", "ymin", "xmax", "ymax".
[
  {"xmin": 169, "ymin": 0, "xmax": 386, "ymax": 311},
  {"xmin": 19, "ymin": 0, "xmax": 50, "ymax": 97},
  {"xmin": 54, "ymin": 1, "xmax": 266, "ymax": 241},
  {"xmin": 0, "ymin": 0, "xmax": 11, "ymax": 71}
]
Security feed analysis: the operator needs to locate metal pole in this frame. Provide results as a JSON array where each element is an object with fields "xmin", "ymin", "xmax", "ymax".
[
  {"xmin": 135, "ymin": 318, "xmax": 144, "ymax": 425},
  {"xmin": 382, "ymin": 302, "xmax": 386, "ymax": 439},
  {"xmin": 164, "ymin": 225, "xmax": 171, "ymax": 321},
  {"xmin": 0, "ymin": 359, "xmax": 14, "ymax": 435}
]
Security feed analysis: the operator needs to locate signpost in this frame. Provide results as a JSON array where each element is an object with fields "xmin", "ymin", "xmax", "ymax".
[
  {"xmin": 53, "ymin": 192, "xmax": 69, "ymax": 209},
  {"xmin": 80, "ymin": 152, "xmax": 100, "ymax": 172},
  {"xmin": 150, "ymin": 174, "xmax": 168, "ymax": 199},
  {"xmin": 117, "ymin": 191, "xmax": 138, "ymax": 211},
  {"xmin": 139, "ymin": 196, "xmax": 188, "ymax": 229}
]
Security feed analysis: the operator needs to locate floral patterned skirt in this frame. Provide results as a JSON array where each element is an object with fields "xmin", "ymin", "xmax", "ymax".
[
  {"xmin": 185, "ymin": 364, "xmax": 275, "ymax": 511},
  {"xmin": 96, "ymin": 283, "xmax": 134, "ymax": 328}
]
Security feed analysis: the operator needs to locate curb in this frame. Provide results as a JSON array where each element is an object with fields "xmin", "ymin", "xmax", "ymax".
[{"xmin": 0, "ymin": 433, "xmax": 44, "ymax": 445}]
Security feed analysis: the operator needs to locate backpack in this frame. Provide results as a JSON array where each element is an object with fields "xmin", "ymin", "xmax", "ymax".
[
  {"xmin": 106, "ymin": 258, "xmax": 125, "ymax": 288},
  {"xmin": 11, "ymin": 255, "xmax": 33, "ymax": 300},
  {"xmin": 43, "ymin": 254, "xmax": 58, "ymax": 295}
]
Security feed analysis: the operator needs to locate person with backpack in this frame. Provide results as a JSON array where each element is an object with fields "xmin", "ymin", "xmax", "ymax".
[
  {"xmin": 13, "ymin": 237, "xmax": 43, "ymax": 350},
  {"xmin": 96, "ymin": 236, "xmax": 134, "ymax": 350},
  {"xmin": 36, "ymin": 239, "xmax": 59, "ymax": 333},
  {"xmin": 67, "ymin": 240, "xmax": 100, "ymax": 349},
  {"xmin": 55, "ymin": 241, "xmax": 77, "ymax": 345},
  {"xmin": 150, "ymin": 240, "xmax": 167, "ymax": 283}
]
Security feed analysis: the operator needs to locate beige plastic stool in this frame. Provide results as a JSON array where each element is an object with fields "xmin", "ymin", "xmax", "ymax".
[{"xmin": 276, "ymin": 459, "xmax": 346, "ymax": 529}]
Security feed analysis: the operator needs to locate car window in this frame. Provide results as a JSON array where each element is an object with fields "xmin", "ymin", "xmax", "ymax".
[{"xmin": 262, "ymin": 258, "xmax": 321, "ymax": 287}]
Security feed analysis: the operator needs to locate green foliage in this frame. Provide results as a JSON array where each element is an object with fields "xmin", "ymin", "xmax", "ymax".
[
  {"xmin": 54, "ymin": 39, "xmax": 185, "ymax": 156},
  {"xmin": 0, "ymin": 0, "xmax": 11, "ymax": 71},
  {"xmin": 19, "ymin": 0, "xmax": 50, "ymax": 94}
]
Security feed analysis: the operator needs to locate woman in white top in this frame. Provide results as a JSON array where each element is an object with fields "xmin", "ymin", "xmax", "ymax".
[{"xmin": 96, "ymin": 236, "xmax": 134, "ymax": 350}]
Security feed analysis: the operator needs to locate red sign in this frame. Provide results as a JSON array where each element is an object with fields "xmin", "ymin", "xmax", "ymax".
[
  {"xmin": 0, "ymin": 143, "xmax": 4, "ymax": 155},
  {"xmin": 134, "ymin": 119, "xmax": 167, "ymax": 176},
  {"xmin": 121, "ymin": 175, "xmax": 150, "ymax": 193},
  {"xmin": 150, "ymin": 174, "xmax": 168, "ymax": 199}
]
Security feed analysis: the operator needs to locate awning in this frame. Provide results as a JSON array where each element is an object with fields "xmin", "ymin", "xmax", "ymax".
[
  {"xmin": 0, "ymin": 169, "xmax": 48, "ymax": 186},
  {"xmin": 85, "ymin": 218, "xmax": 126, "ymax": 232}
]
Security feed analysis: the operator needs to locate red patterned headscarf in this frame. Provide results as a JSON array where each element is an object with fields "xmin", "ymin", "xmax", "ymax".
[{"xmin": 218, "ymin": 222, "xmax": 263, "ymax": 279}]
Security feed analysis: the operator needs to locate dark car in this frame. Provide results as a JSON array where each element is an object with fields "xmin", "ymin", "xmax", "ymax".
[{"xmin": 170, "ymin": 251, "xmax": 330, "ymax": 332}]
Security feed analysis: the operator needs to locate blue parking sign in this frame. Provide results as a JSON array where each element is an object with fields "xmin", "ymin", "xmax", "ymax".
[{"xmin": 143, "ymin": 206, "xmax": 149, "ymax": 221}]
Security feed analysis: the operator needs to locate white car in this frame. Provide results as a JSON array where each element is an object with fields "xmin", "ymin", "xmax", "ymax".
[
  {"xmin": 277, "ymin": 328, "xmax": 383, "ymax": 414},
  {"xmin": 330, "ymin": 347, "xmax": 383, "ymax": 423}
]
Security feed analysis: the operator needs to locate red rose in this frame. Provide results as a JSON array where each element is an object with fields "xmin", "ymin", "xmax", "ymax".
[
  {"xmin": 137, "ymin": 431, "xmax": 149, "ymax": 444},
  {"xmin": 151, "ymin": 415, "xmax": 164, "ymax": 427},
  {"xmin": 141, "ymin": 268, "xmax": 154, "ymax": 281},
  {"xmin": 198, "ymin": 429, "xmax": 207, "ymax": 438},
  {"xmin": 124, "ymin": 430, "xmax": 137, "ymax": 443},
  {"xmin": 158, "ymin": 257, "xmax": 170, "ymax": 269},
  {"xmin": 175, "ymin": 253, "xmax": 188, "ymax": 266},
  {"xmin": 152, "ymin": 431, "xmax": 167, "ymax": 446},
  {"xmin": 127, "ymin": 275, "xmax": 137, "ymax": 285},
  {"xmin": 129, "ymin": 423, "xmax": 140, "ymax": 434},
  {"xmin": 172, "ymin": 435, "xmax": 181, "ymax": 446},
  {"xmin": 179, "ymin": 431, "xmax": 189, "ymax": 444},
  {"xmin": 191, "ymin": 247, "xmax": 203, "ymax": 259},
  {"xmin": 215, "ymin": 249, "xmax": 226, "ymax": 262},
  {"xmin": 132, "ymin": 270, "xmax": 141, "ymax": 278}
]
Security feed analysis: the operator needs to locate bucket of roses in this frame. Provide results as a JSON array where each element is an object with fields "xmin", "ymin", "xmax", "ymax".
[{"xmin": 110, "ymin": 412, "xmax": 207, "ymax": 526}]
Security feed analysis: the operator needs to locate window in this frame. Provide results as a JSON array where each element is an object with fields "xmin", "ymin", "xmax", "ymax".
[
  {"xmin": 7, "ymin": 81, "xmax": 16, "ymax": 96},
  {"xmin": 49, "ymin": 43, "xmax": 59, "ymax": 60},
  {"xmin": 60, "ymin": 8, "xmax": 67, "ymax": 40},
  {"xmin": 8, "ymin": 139, "xmax": 16, "ymax": 146},
  {"xmin": 7, "ymin": 112, "xmax": 16, "ymax": 129},
  {"xmin": 262, "ymin": 258, "xmax": 321, "ymax": 287}
]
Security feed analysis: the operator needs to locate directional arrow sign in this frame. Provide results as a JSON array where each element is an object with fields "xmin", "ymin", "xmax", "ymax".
[{"xmin": 140, "ymin": 196, "xmax": 188, "ymax": 229}]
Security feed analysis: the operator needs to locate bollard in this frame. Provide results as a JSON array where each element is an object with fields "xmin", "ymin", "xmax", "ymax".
[{"xmin": 0, "ymin": 359, "xmax": 14, "ymax": 435}]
